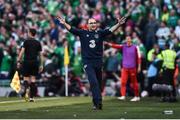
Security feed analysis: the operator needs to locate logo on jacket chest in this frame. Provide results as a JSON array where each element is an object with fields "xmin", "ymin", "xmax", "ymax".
[{"xmin": 94, "ymin": 34, "xmax": 99, "ymax": 39}]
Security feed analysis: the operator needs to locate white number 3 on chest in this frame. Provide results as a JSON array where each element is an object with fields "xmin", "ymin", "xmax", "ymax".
[{"xmin": 89, "ymin": 40, "xmax": 96, "ymax": 48}]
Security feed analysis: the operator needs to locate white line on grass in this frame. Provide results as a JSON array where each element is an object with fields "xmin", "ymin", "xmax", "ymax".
[{"xmin": 0, "ymin": 97, "xmax": 61, "ymax": 104}]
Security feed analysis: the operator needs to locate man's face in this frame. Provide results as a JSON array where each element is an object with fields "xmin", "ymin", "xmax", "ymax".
[
  {"xmin": 126, "ymin": 36, "xmax": 132, "ymax": 46},
  {"xmin": 87, "ymin": 18, "xmax": 97, "ymax": 31}
]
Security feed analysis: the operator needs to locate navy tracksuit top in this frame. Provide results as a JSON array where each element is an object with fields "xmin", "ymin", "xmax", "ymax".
[{"xmin": 69, "ymin": 27, "xmax": 112, "ymax": 64}]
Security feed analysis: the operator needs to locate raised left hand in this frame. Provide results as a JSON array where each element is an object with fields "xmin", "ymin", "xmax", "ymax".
[{"xmin": 117, "ymin": 17, "xmax": 126, "ymax": 25}]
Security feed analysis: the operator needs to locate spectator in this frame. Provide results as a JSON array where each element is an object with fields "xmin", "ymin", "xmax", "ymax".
[
  {"xmin": 175, "ymin": 19, "xmax": 180, "ymax": 40},
  {"xmin": 167, "ymin": 9, "xmax": 179, "ymax": 28},
  {"xmin": 156, "ymin": 21, "xmax": 170, "ymax": 49},
  {"xmin": 144, "ymin": 13, "xmax": 159, "ymax": 51}
]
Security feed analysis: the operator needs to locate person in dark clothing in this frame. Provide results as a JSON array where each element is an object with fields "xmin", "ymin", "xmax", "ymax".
[
  {"xmin": 57, "ymin": 16, "xmax": 126, "ymax": 110},
  {"xmin": 17, "ymin": 28, "xmax": 43, "ymax": 102}
]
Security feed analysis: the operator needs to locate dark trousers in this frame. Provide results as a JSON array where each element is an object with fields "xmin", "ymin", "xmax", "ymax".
[
  {"xmin": 162, "ymin": 68, "xmax": 176, "ymax": 97},
  {"xmin": 147, "ymin": 76, "xmax": 156, "ymax": 96},
  {"xmin": 84, "ymin": 63, "xmax": 102, "ymax": 106}
]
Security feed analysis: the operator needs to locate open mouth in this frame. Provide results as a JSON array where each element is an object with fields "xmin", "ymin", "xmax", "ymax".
[{"xmin": 92, "ymin": 26, "xmax": 96, "ymax": 29}]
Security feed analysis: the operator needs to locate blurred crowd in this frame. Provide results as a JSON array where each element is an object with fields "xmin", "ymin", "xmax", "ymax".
[{"xmin": 0, "ymin": 0, "xmax": 180, "ymax": 98}]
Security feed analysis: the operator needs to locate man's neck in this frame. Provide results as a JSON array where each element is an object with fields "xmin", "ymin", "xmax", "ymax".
[
  {"xmin": 127, "ymin": 43, "xmax": 132, "ymax": 46},
  {"xmin": 88, "ymin": 29, "xmax": 94, "ymax": 31},
  {"xmin": 29, "ymin": 36, "xmax": 35, "ymax": 39}
]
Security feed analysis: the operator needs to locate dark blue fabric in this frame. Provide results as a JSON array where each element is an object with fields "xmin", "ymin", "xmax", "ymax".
[
  {"xmin": 69, "ymin": 27, "xmax": 111, "ymax": 64},
  {"xmin": 84, "ymin": 63, "xmax": 102, "ymax": 105}
]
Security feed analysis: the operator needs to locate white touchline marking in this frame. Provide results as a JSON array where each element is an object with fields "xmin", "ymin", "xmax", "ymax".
[{"xmin": 0, "ymin": 97, "xmax": 61, "ymax": 104}]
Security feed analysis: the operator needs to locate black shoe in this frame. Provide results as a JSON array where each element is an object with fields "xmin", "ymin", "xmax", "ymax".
[
  {"xmin": 92, "ymin": 106, "xmax": 98, "ymax": 110},
  {"xmin": 92, "ymin": 104, "xmax": 102, "ymax": 110},
  {"xmin": 98, "ymin": 103, "xmax": 102, "ymax": 110}
]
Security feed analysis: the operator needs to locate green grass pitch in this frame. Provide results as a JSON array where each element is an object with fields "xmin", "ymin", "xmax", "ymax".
[{"xmin": 0, "ymin": 97, "xmax": 180, "ymax": 119}]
